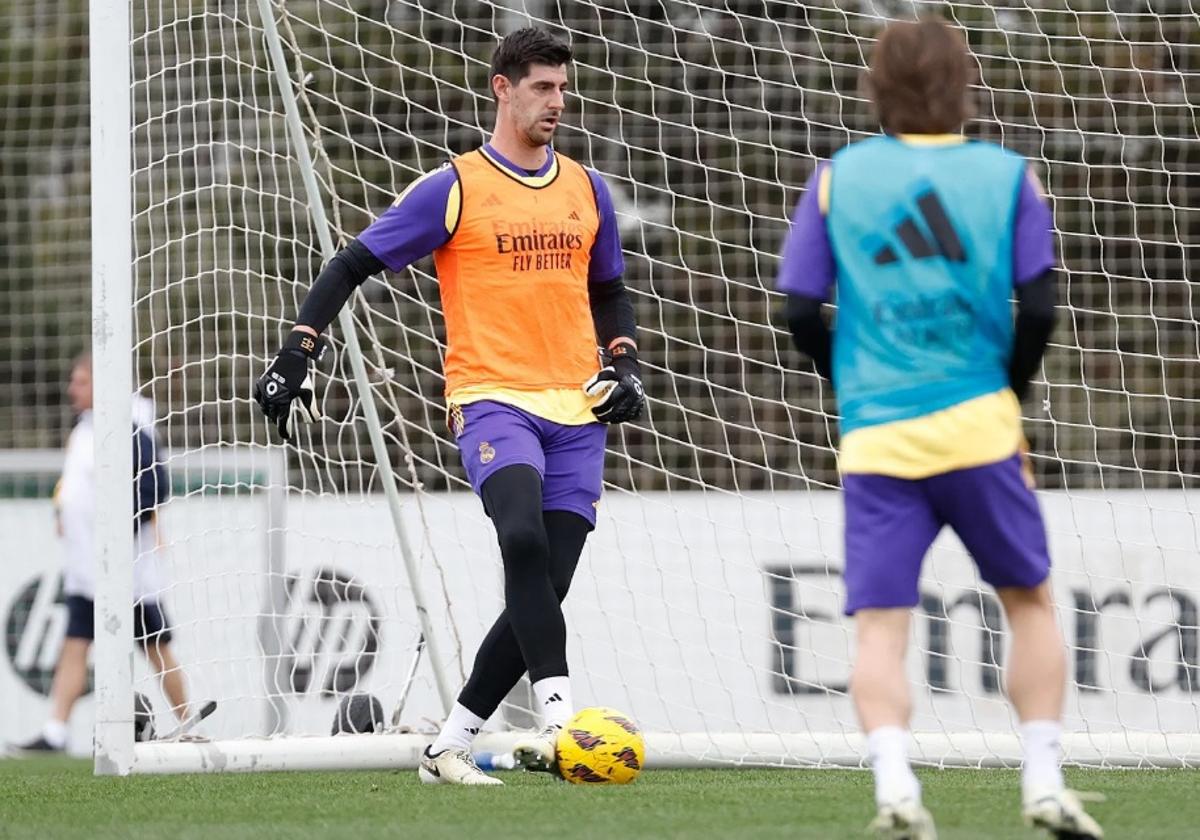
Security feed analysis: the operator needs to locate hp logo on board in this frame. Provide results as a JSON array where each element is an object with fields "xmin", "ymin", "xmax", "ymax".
[
  {"xmin": 281, "ymin": 567, "xmax": 381, "ymax": 696},
  {"xmin": 4, "ymin": 571, "xmax": 93, "ymax": 697}
]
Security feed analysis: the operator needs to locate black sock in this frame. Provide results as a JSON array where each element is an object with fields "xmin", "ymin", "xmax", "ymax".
[{"xmin": 458, "ymin": 470, "xmax": 590, "ymax": 717}]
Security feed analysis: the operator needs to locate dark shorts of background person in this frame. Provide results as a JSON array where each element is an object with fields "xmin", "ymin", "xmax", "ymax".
[{"xmin": 64, "ymin": 595, "xmax": 174, "ymax": 647}]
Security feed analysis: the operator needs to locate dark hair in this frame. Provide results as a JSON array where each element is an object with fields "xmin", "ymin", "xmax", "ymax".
[
  {"xmin": 489, "ymin": 27, "xmax": 572, "ymax": 95},
  {"xmin": 864, "ymin": 18, "xmax": 975, "ymax": 135}
]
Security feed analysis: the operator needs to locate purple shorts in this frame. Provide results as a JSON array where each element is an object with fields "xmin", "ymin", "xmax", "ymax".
[
  {"xmin": 452, "ymin": 400, "xmax": 607, "ymax": 526},
  {"xmin": 842, "ymin": 454, "xmax": 1050, "ymax": 615}
]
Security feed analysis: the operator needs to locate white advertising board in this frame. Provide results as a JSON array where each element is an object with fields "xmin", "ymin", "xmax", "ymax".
[{"xmin": 2, "ymin": 490, "xmax": 1197, "ymax": 757}]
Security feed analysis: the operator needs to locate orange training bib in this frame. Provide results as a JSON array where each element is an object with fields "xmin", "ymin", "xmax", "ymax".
[{"xmin": 434, "ymin": 149, "xmax": 602, "ymax": 396}]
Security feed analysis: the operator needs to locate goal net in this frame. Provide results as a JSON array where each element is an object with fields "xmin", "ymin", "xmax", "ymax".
[{"xmin": 85, "ymin": 0, "xmax": 1200, "ymax": 772}]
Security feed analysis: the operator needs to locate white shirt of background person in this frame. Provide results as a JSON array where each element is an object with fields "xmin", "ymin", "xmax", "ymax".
[{"xmin": 56, "ymin": 392, "xmax": 165, "ymax": 602}]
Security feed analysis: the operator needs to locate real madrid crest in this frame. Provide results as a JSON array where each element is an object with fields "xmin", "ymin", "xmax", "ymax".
[{"xmin": 479, "ymin": 441, "xmax": 496, "ymax": 464}]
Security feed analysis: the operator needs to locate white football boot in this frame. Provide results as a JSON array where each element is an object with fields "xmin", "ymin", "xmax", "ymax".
[
  {"xmin": 511, "ymin": 724, "xmax": 562, "ymax": 774},
  {"xmin": 868, "ymin": 798, "xmax": 938, "ymax": 840},
  {"xmin": 1023, "ymin": 788, "xmax": 1104, "ymax": 838},
  {"xmin": 417, "ymin": 746, "xmax": 503, "ymax": 786}
]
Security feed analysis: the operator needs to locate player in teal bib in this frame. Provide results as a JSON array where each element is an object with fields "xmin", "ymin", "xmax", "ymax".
[
  {"xmin": 776, "ymin": 19, "xmax": 1103, "ymax": 840},
  {"xmin": 827, "ymin": 135, "xmax": 1025, "ymax": 434}
]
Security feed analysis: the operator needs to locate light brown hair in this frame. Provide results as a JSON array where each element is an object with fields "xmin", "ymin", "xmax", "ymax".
[{"xmin": 864, "ymin": 18, "xmax": 976, "ymax": 135}]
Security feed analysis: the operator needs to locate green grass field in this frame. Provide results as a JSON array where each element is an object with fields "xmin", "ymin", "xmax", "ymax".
[{"xmin": 1, "ymin": 757, "xmax": 1196, "ymax": 839}]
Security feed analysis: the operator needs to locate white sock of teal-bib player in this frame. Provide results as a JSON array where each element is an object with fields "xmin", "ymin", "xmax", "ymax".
[
  {"xmin": 868, "ymin": 726, "xmax": 922, "ymax": 806},
  {"xmin": 1020, "ymin": 719, "xmax": 1066, "ymax": 800}
]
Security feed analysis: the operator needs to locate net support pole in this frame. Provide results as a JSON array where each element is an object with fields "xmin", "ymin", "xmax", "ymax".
[
  {"xmin": 254, "ymin": 0, "xmax": 454, "ymax": 716},
  {"xmin": 258, "ymin": 448, "xmax": 290, "ymax": 734},
  {"xmin": 90, "ymin": 0, "xmax": 135, "ymax": 776}
]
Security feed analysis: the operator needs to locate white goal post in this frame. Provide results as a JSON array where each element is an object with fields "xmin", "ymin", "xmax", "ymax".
[{"xmin": 91, "ymin": 0, "xmax": 1200, "ymax": 775}]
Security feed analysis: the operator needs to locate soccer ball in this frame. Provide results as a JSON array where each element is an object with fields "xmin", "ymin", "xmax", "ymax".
[{"xmin": 555, "ymin": 706, "xmax": 645, "ymax": 784}]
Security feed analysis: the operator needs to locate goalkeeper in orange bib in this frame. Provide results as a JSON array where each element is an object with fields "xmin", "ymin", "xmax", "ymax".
[{"xmin": 253, "ymin": 28, "xmax": 642, "ymax": 785}]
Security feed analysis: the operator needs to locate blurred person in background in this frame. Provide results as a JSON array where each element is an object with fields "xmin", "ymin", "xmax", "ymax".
[{"xmin": 14, "ymin": 351, "xmax": 189, "ymax": 753}]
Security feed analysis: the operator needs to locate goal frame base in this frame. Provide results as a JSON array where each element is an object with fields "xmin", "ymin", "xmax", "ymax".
[{"xmin": 121, "ymin": 732, "xmax": 1200, "ymax": 774}]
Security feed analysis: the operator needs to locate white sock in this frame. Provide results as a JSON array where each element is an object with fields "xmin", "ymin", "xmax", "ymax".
[
  {"xmin": 429, "ymin": 703, "xmax": 486, "ymax": 755},
  {"xmin": 531, "ymin": 675, "xmax": 573, "ymax": 728},
  {"xmin": 42, "ymin": 719, "xmax": 68, "ymax": 750},
  {"xmin": 1020, "ymin": 719, "xmax": 1064, "ymax": 801},
  {"xmin": 867, "ymin": 726, "xmax": 921, "ymax": 807}
]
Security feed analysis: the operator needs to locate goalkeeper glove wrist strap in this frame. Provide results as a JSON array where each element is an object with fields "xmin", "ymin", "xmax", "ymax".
[
  {"xmin": 608, "ymin": 342, "xmax": 639, "ymax": 377},
  {"xmin": 282, "ymin": 330, "xmax": 327, "ymax": 363}
]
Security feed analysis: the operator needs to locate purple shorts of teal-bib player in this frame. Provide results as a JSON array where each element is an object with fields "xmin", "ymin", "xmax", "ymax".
[
  {"xmin": 841, "ymin": 454, "xmax": 1051, "ymax": 615},
  {"xmin": 452, "ymin": 400, "xmax": 608, "ymax": 527}
]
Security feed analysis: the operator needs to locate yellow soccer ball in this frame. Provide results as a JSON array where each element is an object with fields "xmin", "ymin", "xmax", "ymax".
[{"xmin": 555, "ymin": 706, "xmax": 645, "ymax": 784}]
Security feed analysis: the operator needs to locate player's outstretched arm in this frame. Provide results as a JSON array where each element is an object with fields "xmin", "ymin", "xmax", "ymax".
[
  {"xmin": 254, "ymin": 164, "xmax": 456, "ymax": 441},
  {"xmin": 253, "ymin": 240, "xmax": 384, "ymax": 440},
  {"xmin": 585, "ymin": 276, "xmax": 644, "ymax": 423}
]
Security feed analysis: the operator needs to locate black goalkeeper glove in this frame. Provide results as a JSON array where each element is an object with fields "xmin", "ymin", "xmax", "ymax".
[
  {"xmin": 584, "ymin": 344, "xmax": 644, "ymax": 424},
  {"xmin": 253, "ymin": 330, "xmax": 327, "ymax": 441}
]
